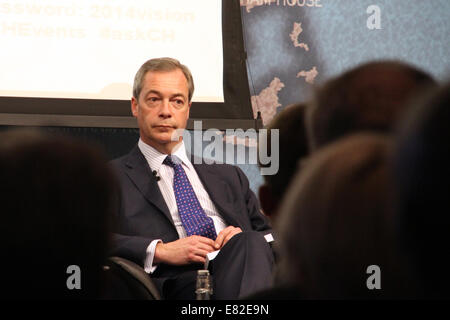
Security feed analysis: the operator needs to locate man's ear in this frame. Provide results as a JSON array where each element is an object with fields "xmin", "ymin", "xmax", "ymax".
[
  {"xmin": 131, "ymin": 97, "xmax": 139, "ymax": 117},
  {"xmin": 187, "ymin": 101, "xmax": 191, "ymax": 118},
  {"xmin": 258, "ymin": 184, "xmax": 279, "ymax": 221}
]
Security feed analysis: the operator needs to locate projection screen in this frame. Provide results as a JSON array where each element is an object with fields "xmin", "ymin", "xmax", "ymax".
[{"xmin": 0, "ymin": 0, "xmax": 256, "ymax": 129}]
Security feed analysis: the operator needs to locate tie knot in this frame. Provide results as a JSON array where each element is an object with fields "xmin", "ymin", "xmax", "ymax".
[{"xmin": 163, "ymin": 155, "xmax": 181, "ymax": 168}]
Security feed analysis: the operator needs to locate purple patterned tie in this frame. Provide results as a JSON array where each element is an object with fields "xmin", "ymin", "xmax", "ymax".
[{"xmin": 163, "ymin": 155, "xmax": 217, "ymax": 240}]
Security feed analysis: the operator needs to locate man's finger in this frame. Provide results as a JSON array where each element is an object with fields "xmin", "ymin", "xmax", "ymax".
[
  {"xmin": 214, "ymin": 232, "xmax": 225, "ymax": 249},
  {"xmin": 223, "ymin": 227, "xmax": 243, "ymax": 246},
  {"xmin": 214, "ymin": 226, "xmax": 235, "ymax": 249},
  {"xmin": 215, "ymin": 226, "xmax": 242, "ymax": 249},
  {"xmin": 196, "ymin": 242, "xmax": 216, "ymax": 253},
  {"xmin": 223, "ymin": 230, "xmax": 238, "ymax": 244},
  {"xmin": 189, "ymin": 255, "xmax": 206, "ymax": 264},
  {"xmin": 196, "ymin": 236, "xmax": 216, "ymax": 247},
  {"xmin": 188, "ymin": 236, "xmax": 215, "ymax": 251}
]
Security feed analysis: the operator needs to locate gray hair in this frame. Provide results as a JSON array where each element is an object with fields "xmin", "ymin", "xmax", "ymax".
[{"xmin": 132, "ymin": 57, "xmax": 194, "ymax": 102}]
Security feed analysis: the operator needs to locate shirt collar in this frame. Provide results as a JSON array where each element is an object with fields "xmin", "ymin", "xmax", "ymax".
[{"xmin": 138, "ymin": 139, "xmax": 192, "ymax": 172}]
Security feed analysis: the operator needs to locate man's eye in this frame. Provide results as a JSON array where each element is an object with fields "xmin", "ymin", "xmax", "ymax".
[{"xmin": 172, "ymin": 99, "xmax": 184, "ymax": 107}]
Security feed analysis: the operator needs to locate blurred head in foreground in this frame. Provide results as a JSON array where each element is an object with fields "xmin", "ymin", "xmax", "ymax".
[
  {"xmin": 393, "ymin": 81, "xmax": 450, "ymax": 298},
  {"xmin": 0, "ymin": 129, "xmax": 116, "ymax": 299},
  {"xmin": 307, "ymin": 60, "xmax": 437, "ymax": 151},
  {"xmin": 258, "ymin": 103, "xmax": 309, "ymax": 223},
  {"xmin": 277, "ymin": 134, "xmax": 410, "ymax": 299}
]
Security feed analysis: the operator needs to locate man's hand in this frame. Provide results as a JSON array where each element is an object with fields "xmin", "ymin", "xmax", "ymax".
[
  {"xmin": 214, "ymin": 226, "xmax": 242, "ymax": 249},
  {"xmin": 154, "ymin": 236, "xmax": 216, "ymax": 265}
]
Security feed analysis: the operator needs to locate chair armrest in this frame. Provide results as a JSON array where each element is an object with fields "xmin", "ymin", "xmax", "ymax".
[{"xmin": 107, "ymin": 256, "xmax": 162, "ymax": 300}]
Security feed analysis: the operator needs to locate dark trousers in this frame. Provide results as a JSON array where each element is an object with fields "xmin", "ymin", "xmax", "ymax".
[{"xmin": 159, "ymin": 231, "xmax": 274, "ymax": 300}]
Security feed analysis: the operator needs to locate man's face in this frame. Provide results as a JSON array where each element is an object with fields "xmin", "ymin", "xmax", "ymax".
[{"xmin": 131, "ymin": 68, "xmax": 191, "ymax": 153}]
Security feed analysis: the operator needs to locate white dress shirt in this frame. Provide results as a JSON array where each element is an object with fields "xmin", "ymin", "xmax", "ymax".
[{"xmin": 138, "ymin": 139, "xmax": 228, "ymax": 273}]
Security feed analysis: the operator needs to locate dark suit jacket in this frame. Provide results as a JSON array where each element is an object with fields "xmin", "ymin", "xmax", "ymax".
[{"xmin": 109, "ymin": 145, "xmax": 272, "ymax": 271}]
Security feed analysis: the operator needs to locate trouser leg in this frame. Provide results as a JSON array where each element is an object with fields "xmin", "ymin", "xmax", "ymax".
[{"xmin": 210, "ymin": 231, "xmax": 274, "ymax": 299}]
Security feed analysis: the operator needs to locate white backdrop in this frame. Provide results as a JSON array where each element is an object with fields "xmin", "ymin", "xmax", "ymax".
[{"xmin": 0, "ymin": 0, "xmax": 223, "ymax": 102}]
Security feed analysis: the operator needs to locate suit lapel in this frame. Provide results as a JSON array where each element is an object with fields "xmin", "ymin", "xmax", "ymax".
[
  {"xmin": 193, "ymin": 162, "xmax": 239, "ymax": 227},
  {"xmin": 124, "ymin": 146, "xmax": 174, "ymax": 225}
]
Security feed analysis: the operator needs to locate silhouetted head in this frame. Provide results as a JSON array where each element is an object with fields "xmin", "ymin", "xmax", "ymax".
[
  {"xmin": 307, "ymin": 60, "xmax": 437, "ymax": 151},
  {"xmin": 393, "ymin": 81, "xmax": 450, "ymax": 298},
  {"xmin": 258, "ymin": 103, "xmax": 309, "ymax": 222},
  {"xmin": 277, "ymin": 134, "xmax": 409, "ymax": 299},
  {"xmin": 0, "ymin": 129, "xmax": 116, "ymax": 299}
]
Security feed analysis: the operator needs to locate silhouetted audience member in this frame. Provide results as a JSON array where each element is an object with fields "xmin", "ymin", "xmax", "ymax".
[
  {"xmin": 0, "ymin": 129, "xmax": 116, "ymax": 299},
  {"xmin": 276, "ymin": 134, "xmax": 410, "ymax": 299},
  {"xmin": 393, "ymin": 81, "xmax": 450, "ymax": 299},
  {"xmin": 307, "ymin": 60, "xmax": 437, "ymax": 151},
  {"xmin": 258, "ymin": 103, "xmax": 309, "ymax": 223},
  {"xmin": 243, "ymin": 103, "xmax": 309, "ymax": 300}
]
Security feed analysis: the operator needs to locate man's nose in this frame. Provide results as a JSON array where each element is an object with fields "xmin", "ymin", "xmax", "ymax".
[{"xmin": 159, "ymin": 99, "xmax": 172, "ymax": 118}]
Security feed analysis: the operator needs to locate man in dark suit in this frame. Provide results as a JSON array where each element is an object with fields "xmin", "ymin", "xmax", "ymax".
[{"xmin": 110, "ymin": 57, "xmax": 274, "ymax": 299}]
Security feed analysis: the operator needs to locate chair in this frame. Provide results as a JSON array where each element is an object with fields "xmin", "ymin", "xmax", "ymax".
[{"xmin": 102, "ymin": 256, "xmax": 162, "ymax": 300}]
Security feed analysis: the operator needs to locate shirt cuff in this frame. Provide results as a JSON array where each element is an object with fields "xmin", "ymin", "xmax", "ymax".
[{"xmin": 144, "ymin": 239, "xmax": 162, "ymax": 274}]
